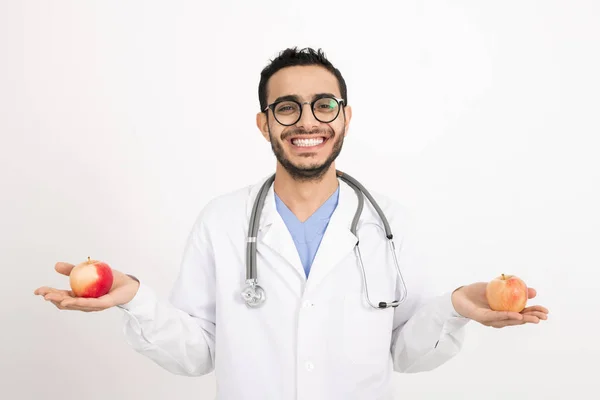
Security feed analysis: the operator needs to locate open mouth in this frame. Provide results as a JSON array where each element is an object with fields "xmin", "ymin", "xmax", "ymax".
[{"xmin": 289, "ymin": 136, "xmax": 328, "ymax": 148}]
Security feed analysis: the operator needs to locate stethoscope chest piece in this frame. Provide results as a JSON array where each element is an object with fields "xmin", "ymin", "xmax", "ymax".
[{"xmin": 242, "ymin": 280, "xmax": 266, "ymax": 307}]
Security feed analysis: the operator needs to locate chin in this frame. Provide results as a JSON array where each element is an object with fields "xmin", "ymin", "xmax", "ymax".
[
  {"xmin": 284, "ymin": 159, "xmax": 334, "ymax": 180},
  {"xmin": 290, "ymin": 155, "xmax": 328, "ymax": 168}
]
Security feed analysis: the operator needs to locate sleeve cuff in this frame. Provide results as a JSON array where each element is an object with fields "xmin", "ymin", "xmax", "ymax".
[
  {"xmin": 441, "ymin": 290, "xmax": 469, "ymax": 320},
  {"xmin": 117, "ymin": 281, "xmax": 158, "ymax": 321},
  {"xmin": 438, "ymin": 291, "xmax": 471, "ymax": 333}
]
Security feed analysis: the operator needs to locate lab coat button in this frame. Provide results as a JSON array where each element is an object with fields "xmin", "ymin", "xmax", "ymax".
[
  {"xmin": 305, "ymin": 361, "xmax": 314, "ymax": 371},
  {"xmin": 302, "ymin": 300, "xmax": 313, "ymax": 308}
]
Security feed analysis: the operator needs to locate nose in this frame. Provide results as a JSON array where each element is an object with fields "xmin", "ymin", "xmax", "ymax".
[{"xmin": 295, "ymin": 103, "xmax": 320, "ymax": 130}]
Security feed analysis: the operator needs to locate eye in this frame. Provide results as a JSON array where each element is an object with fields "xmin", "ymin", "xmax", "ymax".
[
  {"xmin": 275, "ymin": 101, "xmax": 299, "ymax": 114},
  {"xmin": 314, "ymin": 98, "xmax": 338, "ymax": 111}
]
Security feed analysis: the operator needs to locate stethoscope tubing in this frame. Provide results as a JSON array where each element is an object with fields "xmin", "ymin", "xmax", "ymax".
[{"xmin": 243, "ymin": 170, "xmax": 408, "ymax": 308}]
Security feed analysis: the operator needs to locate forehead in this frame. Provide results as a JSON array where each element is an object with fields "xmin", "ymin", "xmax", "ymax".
[{"xmin": 267, "ymin": 65, "xmax": 340, "ymax": 103}]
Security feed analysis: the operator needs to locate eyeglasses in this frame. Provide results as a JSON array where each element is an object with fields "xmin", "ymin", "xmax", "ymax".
[{"xmin": 263, "ymin": 96, "xmax": 345, "ymax": 126}]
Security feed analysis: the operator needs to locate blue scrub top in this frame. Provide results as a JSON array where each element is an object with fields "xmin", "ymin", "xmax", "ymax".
[{"xmin": 274, "ymin": 186, "xmax": 340, "ymax": 277}]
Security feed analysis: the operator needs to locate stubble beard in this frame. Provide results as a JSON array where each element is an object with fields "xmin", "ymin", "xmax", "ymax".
[{"xmin": 268, "ymin": 125, "xmax": 345, "ymax": 183}]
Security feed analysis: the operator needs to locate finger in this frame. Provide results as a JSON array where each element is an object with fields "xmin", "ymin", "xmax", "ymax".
[
  {"xmin": 522, "ymin": 305, "xmax": 549, "ymax": 314},
  {"xmin": 36, "ymin": 287, "xmax": 72, "ymax": 297},
  {"xmin": 61, "ymin": 294, "xmax": 114, "ymax": 310},
  {"xmin": 37, "ymin": 289, "xmax": 65, "ymax": 301},
  {"xmin": 39, "ymin": 289, "xmax": 99, "ymax": 312},
  {"xmin": 524, "ymin": 311, "xmax": 548, "ymax": 320},
  {"xmin": 55, "ymin": 262, "xmax": 75, "ymax": 276},
  {"xmin": 527, "ymin": 287, "xmax": 537, "ymax": 299},
  {"xmin": 34, "ymin": 286, "xmax": 70, "ymax": 296},
  {"xmin": 522, "ymin": 314, "xmax": 541, "ymax": 323},
  {"xmin": 34, "ymin": 286, "xmax": 55, "ymax": 296},
  {"xmin": 51, "ymin": 300, "xmax": 98, "ymax": 312},
  {"xmin": 523, "ymin": 311, "xmax": 548, "ymax": 324},
  {"xmin": 44, "ymin": 292, "xmax": 67, "ymax": 303},
  {"xmin": 479, "ymin": 309, "xmax": 524, "ymax": 323},
  {"xmin": 490, "ymin": 319, "xmax": 526, "ymax": 328},
  {"xmin": 35, "ymin": 286, "xmax": 71, "ymax": 296}
]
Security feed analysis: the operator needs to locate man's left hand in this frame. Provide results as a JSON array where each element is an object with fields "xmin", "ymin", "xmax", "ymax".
[{"xmin": 451, "ymin": 282, "xmax": 549, "ymax": 328}]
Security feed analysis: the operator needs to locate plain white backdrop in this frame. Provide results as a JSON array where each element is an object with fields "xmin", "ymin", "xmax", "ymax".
[{"xmin": 1, "ymin": 0, "xmax": 599, "ymax": 399}]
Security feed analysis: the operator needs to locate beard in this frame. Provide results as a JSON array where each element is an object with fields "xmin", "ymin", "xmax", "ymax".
[{"xmin": 268, "ymin": 125, "xmax": 345, "ymax": 183}]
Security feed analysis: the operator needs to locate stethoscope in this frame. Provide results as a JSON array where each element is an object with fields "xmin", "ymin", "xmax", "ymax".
[{"xmin": 241, "ymin": 170, "xmax": 408, "ymax": 309}]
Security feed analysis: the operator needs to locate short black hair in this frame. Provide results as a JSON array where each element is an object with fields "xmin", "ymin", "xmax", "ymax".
[{"xmin": 258, "ymin": 47, "xmax": 348, "ymax": 111}]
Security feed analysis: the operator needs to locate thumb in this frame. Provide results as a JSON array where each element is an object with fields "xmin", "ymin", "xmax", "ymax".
[{"xmin": 55, "ymin": 262, "xmax": 75, "ymax": 276}]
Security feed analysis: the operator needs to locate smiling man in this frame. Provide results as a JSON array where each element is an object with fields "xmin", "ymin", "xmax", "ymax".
[
  {"xmin": 258, "ymin": 63, "xmax": 347, "ymax": 179},
  {"xmin": 35, "ymin": 47, "xmax": 548, "ymax": 400}
]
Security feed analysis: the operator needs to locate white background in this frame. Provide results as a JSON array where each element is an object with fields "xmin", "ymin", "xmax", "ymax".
[{"xmin": 1, "ymin": 1, "xmax": 599, "ymax": 399}]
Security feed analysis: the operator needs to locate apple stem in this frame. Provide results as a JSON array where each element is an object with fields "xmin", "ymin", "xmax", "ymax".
[
  {"xmin": 502, "ymin": 273, "xmax": 505, "ymax": 280},
  {"xmin": 88, "ymin": 256, "xmax": 91, "ymax": 263}
]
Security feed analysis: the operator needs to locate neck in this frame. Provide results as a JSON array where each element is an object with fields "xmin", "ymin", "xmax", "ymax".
[{"xmin": 273, "ymin": 164, "xmax": 339, "ymax": 222}]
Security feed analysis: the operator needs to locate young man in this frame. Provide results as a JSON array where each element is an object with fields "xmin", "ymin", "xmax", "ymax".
[{"xmin": 35, "ymin": 47, "xmax": 548, "ymax": 399}]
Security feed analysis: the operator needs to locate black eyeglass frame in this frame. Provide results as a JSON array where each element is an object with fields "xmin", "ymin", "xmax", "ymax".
[{"xmin": 263, "ymin": 96, "xmax": 346, "ymax": 126}]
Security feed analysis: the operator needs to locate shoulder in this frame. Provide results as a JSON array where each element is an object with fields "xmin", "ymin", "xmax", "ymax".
[
  {"xmin": 360, "ymin": 186, "xmax": 415, "ymax": 242},
  {"xmin": 188, "ymin": 176, "xmax": 268, "ymax": 232}
]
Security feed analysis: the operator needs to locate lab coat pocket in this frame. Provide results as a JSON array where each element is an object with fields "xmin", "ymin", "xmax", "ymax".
[{"xmin": 342, "ymin": 290, "xmax": 395, "ymax": 368}]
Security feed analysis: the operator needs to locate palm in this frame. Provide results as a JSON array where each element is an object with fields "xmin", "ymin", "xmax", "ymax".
[
  {"xmin": 34, "ymin": 262, "xmax": 139, "ymax": 312},
  {"xmin": 452, "ymin": 282, "xmax": 549, "ymax": 328}
]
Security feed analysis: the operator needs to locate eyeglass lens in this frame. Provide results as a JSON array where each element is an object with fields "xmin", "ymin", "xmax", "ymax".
[{"xmin": 273, "ymin": 97, "xmax": 340, "ymax": 126}]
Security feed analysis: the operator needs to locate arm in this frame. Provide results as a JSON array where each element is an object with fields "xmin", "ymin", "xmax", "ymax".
[
  {"xmin": 390, "ymin": 285, "xmax": 469, "ymax": 373},
  {"xmin": 386, "ymin": 204, "xmax": 470, "ymax": 373},
  {"xmin": 118, "ymin": 213, "xmax": 216, "ymax": 377}
]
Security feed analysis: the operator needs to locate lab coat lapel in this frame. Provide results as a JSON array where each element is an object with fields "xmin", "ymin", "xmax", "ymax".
[
  {"xmin": 256, "ymin": 181, "xmax": 307, "ymax": 280},
  {"xmin": 304, "ymin": 181, "xmax": 359, "ymax": 293}
]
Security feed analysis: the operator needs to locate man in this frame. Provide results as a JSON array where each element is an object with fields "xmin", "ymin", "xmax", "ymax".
[{"xmin": 35, "ymin": 47, "xmax": 548, "ymax": 399}]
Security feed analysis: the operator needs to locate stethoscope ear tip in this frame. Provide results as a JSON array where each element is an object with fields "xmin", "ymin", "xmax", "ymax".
[{"xmin": 378, "ymin": 301, "xmax": 401, "ymax": 308}]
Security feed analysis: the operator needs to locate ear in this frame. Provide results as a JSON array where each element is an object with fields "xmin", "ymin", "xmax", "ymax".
[
  {"xmin": 342, "ymin": 105, "xmax": 352, "ymax": 137},
  {"xmin": 256, "ymin": 111, "xmax": 270, "ymax": 142}
]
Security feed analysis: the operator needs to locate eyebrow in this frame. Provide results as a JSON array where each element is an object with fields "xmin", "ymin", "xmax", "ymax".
[{"xmin": 271, "ymin": 92, "xmax": 338, "ymax": 104}]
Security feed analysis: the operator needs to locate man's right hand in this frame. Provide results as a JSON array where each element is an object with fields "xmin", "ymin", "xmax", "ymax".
[{"xmin": 34, "ymin": 262, "xmax": 140, "ymax": 312}]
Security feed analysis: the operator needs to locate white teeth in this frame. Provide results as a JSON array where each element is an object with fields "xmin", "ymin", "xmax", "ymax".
[{"xmin": 292, "ymin": 137, "xmax": 324, "ymax": 147}]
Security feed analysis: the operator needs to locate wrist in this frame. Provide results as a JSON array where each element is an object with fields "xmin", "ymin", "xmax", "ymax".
[
  {"xmin": 451, "ymin": 285, "xmax": 466, "ymax": 317},
  {"xmin": 118, "ymin": 274, "xmax": 140, "ymax": 306}
]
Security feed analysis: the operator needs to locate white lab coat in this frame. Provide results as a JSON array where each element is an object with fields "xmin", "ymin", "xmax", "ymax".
[{"xmin": 118, "ymin": 175, "xmax": 470, "ymax": 400}]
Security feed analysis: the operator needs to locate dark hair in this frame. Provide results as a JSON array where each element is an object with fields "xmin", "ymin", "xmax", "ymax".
[{"xmin": 258, "ymin": 47, "xmax": 348, "ymax": 111}]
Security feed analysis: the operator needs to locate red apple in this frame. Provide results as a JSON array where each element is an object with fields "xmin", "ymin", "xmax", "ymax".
[
  {"xmin": 69, "ymin": 257, "xmax": 114, "ymax": 298},
  {"xmin": 485, "ymin": 273, "xmax": 528, "ymax": 312}
]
